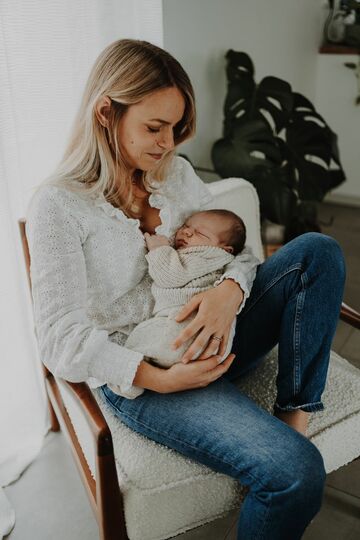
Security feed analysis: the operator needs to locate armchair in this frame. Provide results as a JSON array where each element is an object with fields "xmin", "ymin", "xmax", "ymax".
[{"xmin": 19, "ymin": 177, "xmax": 360, "ymax": 540}]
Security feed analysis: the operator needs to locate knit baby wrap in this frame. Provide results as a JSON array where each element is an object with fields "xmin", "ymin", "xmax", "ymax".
[{"xmin": 109, "ymin": 243, "xmax": 235, "ymax": 401}]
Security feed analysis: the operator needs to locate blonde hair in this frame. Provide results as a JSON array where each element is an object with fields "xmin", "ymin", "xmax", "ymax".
[{"xmin": 43, "ymin": 39, "xmax": 196, "ymax": 218}]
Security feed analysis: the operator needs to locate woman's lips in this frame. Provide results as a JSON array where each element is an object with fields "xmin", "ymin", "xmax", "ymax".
[{"xmin": 148, "ymin": 153, "xmax": 163, "ymax": 160}]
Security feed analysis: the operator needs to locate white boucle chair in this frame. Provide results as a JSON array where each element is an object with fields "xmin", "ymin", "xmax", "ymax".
[{"xmin": 19, "ymin": 178, "xmax": 360, "ymax": 540}]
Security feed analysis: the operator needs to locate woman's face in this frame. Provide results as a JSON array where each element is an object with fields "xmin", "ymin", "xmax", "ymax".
[{"xmin": 117, "ymin": 86, "xmax": 186, "ymax": 173}]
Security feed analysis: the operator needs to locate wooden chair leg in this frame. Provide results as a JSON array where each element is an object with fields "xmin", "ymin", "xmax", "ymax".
[{"xmin": 47, "ymin": 395, "xmax": 60, "ymax": 432}]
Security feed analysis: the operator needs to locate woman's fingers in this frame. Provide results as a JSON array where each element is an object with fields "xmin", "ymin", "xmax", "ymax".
[
  {"xmin": 197, "ymin": 337, "xmax": 222, "ymax": 360},
  {"xmin": 174, "ymin": 293, "xmax": 204, "ymax": 323},
  {"xmin": 199, "ymin": 354, "xmax": 236, "ymax": 386},
  {"xmin": 217, "ymin": 328, "xmax": 230, "ymax": 358},
  {"xmin": 180, "ymin": 327, "xmax": 215, "ymax": 364},
  {"xmin": 197, "ymin": 328, "xmax": 230, "ymax": 361},
  {"xmin": 171, "ymin": 318, "xmax": 205, "ymax": 352},
  {"xmin": 163, "ymin": 353, "xmax": 236, "ymax": 393}
]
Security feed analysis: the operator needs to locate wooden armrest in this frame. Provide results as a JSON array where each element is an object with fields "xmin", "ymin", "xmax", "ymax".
[
  {"xmin": 60, "ymin": 380, "xmax": 113, "ymax": 457},
  {"xmin": 42, "ymin": 363, "xmax": 113, "ymax": 456},
  {"xmin": 340, "ymin": 302, "xmax": 360, "ymax": 330},
  {"xmin": 44, "ymin": 367, "xmax": 127, "ymax": 538}
]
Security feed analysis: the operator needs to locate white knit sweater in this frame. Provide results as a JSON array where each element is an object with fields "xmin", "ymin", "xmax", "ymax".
[
  {"xmin": 26, "ymin": 156, "xmax": 260, "ymax": 397},
  {"xmin": 146, "ymin": 245, "xmax": 235, "ymax": 314}
]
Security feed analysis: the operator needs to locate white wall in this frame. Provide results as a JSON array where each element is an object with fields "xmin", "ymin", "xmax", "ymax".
[
  {"xmin": 315, "ymin": 54, "xmax": 360, "ymax": 204},
  {"xmin": 163, "ymin": 0, "xmax": 323, "ymax": 171}
]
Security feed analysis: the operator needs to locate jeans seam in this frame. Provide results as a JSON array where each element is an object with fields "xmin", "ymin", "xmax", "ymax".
[
  {"xmin": 100, "ymin": 386, "xmax": 270, "ymax": 492},
  {"xmin": 255, "ymin": 491, "xmax": 273, "ymax": 540},
  {"xmin": 240, "ymin": 263, "xmax": 303, "ymax": 317},
  {"xmin": 293, "ymin": 272, "xmax": 307, "ymax": 396}
]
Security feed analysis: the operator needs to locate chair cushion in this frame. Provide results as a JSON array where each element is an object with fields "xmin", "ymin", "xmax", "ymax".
[{"xmin": 88, "ymin": 349, "xmax": 360, "ymax": 540}]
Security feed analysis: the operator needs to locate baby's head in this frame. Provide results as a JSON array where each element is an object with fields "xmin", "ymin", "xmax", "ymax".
[{"xmin": 175, "ymin": 209, "xmax": 246, "ymax": 255}]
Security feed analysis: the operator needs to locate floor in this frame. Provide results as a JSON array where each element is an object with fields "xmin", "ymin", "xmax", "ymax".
[{"xmin": 4, "ymin": 201, "xmax": 360, "ymax": 540}]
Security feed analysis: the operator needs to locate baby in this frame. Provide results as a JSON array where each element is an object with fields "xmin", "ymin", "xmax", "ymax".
[{"xmin": 109, "ymin": 209, "xmax": 246, "ymax": 395}]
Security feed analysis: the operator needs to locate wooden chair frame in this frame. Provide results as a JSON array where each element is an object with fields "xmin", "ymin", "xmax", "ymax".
[{"xmin": 18, "ymin": 219, "xmax": 360, "ymax": 540}]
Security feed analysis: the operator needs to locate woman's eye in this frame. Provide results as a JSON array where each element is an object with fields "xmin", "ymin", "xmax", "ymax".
[{"xmin": 147, "ymin": 127, "xmax": 160, "ymax": 133}]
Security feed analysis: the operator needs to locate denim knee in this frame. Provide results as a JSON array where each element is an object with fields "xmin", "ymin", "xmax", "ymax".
[
  {"xmin": 284, "ymin": 439, "xmax": 326, "ymax": 511},
  {"xmin": 298, "ymin": 232, "xmax": 346, "ymax": 281},
  {"xmin": 297, "ymin": 441, "xmax": 325, "ymax": 496},
  {"xmin": 263, "ymin": 435, "xmax": 326, "ymax": 504}
]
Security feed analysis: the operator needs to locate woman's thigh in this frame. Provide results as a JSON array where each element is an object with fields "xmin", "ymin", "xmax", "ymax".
[
  {"xmin": 226, "ymin": 232, "xmax": 345, "ymax": 381},
  {"xmin": 99, "ymin": 378, "xmax": 321, "ymax": 493}
]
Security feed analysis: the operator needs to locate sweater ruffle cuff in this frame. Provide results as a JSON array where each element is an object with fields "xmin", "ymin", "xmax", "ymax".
[
  {"xmin": 91, "ymin": 342, "xmax": 145, "ymax": 399},
  {"xmin": 214, "ymin": 272, "xmax": 250, "ymax": 315}
]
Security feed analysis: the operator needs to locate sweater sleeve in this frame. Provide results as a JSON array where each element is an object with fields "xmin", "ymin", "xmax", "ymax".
[
  {"xmin": 146, "ymin": 246, "xmax": 197, "ymax": 287},
  {"xmin": 146, "ymin": 245, "xmax": 233, "ymax": 288},
  {"xmin": 213, "ymin": 246, "xmax": 261, "ymax": 314},
  {"xmin": 26, "ymin": 187, "xmax": 145, "ymax": 398}
]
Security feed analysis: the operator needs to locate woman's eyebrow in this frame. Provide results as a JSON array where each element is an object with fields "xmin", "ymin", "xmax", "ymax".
[{"xmin": 148, "ymin": 118, "xmax": 171, "ymax": 125}]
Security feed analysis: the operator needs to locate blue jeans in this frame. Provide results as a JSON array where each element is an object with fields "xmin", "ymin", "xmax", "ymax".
[{"xmin": 99, "ymin": 232, "xmax": 346, "ymax": 540}]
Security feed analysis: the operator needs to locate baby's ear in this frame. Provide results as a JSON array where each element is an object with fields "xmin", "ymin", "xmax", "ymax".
[{"xmin": 223, "ymin": 245, "xmax": 234, "ymax": 254}]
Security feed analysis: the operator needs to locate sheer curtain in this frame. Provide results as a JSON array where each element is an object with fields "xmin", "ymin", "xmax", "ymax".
[{"xmin": 0, "ymin": 1, "xmax": 163, "ymax": 535}]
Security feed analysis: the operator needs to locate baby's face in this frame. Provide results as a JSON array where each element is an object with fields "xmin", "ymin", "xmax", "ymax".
[{"xmin": 174, "ymin": 212, "xmax": 231, "ymax": 251}]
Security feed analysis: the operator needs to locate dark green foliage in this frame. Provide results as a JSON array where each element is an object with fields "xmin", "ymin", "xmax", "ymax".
[{"xmin": 211, "ymin": 50, "xmax": 346, "ymax": 240}]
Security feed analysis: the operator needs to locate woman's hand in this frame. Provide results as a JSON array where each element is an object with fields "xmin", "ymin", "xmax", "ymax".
[
  {"xmin": 157, "ymin": 353, "xmax": 236, "ymax": 393},
  {"xmin": 171, "ymin": 279, "xmax": 244, "ymax": 363}
]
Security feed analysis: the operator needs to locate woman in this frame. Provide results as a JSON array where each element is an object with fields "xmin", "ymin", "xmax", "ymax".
[{"xmin": 27, "ymin": 39, "xmax": 345, "ymax": 539}]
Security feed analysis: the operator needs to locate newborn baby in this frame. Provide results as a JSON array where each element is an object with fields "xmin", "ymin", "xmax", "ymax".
[{"xmin": 109, "ymin": 209, "xmax": 246, "ymax": 396}]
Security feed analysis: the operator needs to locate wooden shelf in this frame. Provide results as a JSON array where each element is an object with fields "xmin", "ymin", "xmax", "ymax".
[{"xmin": 320, "ymin": 42, "xmax": 360, "ymax": 54}]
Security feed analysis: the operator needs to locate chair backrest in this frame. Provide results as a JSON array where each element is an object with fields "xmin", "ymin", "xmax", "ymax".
[{"xmin": 208, "ymin": 178, "xmax": 264, "ymax": 262}]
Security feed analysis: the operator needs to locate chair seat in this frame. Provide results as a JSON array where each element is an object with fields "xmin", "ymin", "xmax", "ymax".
[{"xmin": 85, "ymin": 349, "xmax": 360, "ymax": 540}]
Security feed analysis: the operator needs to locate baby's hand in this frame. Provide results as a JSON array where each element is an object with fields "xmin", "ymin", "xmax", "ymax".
[{"xmin": 144, "ymin": 233, "xmax": 170, "ymax": 251}]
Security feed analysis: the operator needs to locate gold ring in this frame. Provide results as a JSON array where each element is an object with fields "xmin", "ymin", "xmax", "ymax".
[{"xmin": 211, "ymin": 336, "xmax": 222, "ymax": 342}]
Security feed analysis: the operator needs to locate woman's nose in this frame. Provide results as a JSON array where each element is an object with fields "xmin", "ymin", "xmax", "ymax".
[{"xmin": 157, "ymin": 128, "xmax": 174, "ymax": 150}]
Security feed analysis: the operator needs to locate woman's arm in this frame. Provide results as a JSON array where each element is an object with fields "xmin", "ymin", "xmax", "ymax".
[
  {"xmin": 27, "ymin": 187, "xmax": 145, "ymax": 398},
  {"xmin": 214, "ymin": 246, "xmax": 260, "ymax": 314}
]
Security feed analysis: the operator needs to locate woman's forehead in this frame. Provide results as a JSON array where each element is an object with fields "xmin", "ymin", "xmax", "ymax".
[{"xmin": 131, "ymin": 87, "xmax": 185, "ymax": 123}]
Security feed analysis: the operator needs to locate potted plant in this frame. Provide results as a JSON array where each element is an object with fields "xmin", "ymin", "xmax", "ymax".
[{"xmin": 211, "ymin": 50, "xmax": 346, "ymax": 243}]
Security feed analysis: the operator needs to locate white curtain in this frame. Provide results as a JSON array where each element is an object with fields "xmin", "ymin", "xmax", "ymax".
[{"xmin": 0, "ymin": 1, "xmax": 163, "ymax": 536}]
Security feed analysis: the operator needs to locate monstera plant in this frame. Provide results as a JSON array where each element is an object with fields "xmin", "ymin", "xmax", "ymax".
[{"xmin": 211, "ymin": 50, "xmax": 346, "ymax": 241}]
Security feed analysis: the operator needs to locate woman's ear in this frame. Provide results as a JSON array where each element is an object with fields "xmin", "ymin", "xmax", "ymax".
[{"xmin": 95, "ymin": 96, "xmax": 112, "ymax": 127}]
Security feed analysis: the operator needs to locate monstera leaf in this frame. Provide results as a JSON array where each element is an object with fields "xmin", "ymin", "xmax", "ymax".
[
  {"xmin": 286, "ymin": 93, "xmax": 345, "ymax": 202},
  {"xmin": 212, "ymin": 50, "xmax": 346, "ymax": 239}
]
